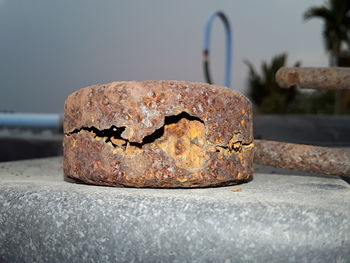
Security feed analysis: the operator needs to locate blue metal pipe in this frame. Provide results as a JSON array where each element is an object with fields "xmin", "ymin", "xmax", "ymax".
[
  {"xmin": 0, "ymin": 113, "xmax": 60, "ymax": 128},
  {"xmin": 203, "ymin": 11, "xmax": 233, "ymax": 88}
]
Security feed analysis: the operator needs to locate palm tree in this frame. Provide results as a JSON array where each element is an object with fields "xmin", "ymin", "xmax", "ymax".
[
  {"xmin": 304, "ymin": 0, "xmax": 350, "ymax": 65},
  {"xmin": 304, "ymin": 0, "xmax": 350, "ymax": 112},
  {"xmin": 245, "ymin": 53, "xmax": 301, "ymax": 113}
]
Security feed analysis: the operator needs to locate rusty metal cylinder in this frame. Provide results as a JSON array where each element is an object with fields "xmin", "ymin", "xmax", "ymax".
[{"xmin": 63, "ymin": 81, "xmax": 254, "ymax": 188}]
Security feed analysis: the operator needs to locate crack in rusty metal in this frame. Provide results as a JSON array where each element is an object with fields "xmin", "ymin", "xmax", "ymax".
[
  {"xmin": 65, "ymin": 111, "xmax": 252, "ymax": 154},
  {"xmin": 65, "ymin": 111, "xmax": 204, "ymax": 149},
  {"xmin": 214, "ymin": 141, "xmax": 254, "ymax": 153},
  {"xmin": 212, "ymin": 132, "xmax": 254, "ymax": 154}
]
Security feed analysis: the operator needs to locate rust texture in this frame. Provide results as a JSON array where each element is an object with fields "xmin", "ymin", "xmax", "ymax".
[
  {"xmin": 254, "ymin": 140, "xmax": 350, "ymax": 177},
  {"xmin": 64, "ymin": 81, "xmax": 254, "ymax": 188},
  {"xmin": 276, "ymin": 67, "xmax": 350, "ymax": 90}
]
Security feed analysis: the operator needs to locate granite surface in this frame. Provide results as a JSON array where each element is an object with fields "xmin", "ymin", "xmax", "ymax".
[{"xmin": 0, "ymin": 157, "xmax": 349, "ymax": 262}]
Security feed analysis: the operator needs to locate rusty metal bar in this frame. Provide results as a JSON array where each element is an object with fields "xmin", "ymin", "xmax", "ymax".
[
  {"xmin": 254, "ymin": 139, "xmax": 350, "ymax": 177},
  {"xmin": 276, "ymin": 67, "xmax": 350, "ymax": 90}
]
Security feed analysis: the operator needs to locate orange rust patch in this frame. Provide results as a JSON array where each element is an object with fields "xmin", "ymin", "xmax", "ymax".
[
  {"xmin": 153, "ymin": 118, "xmax": 208, "ymax": 170},
  {"xmin": 110, "ymin": 137, "xmax": 126, "ymax": 147}
]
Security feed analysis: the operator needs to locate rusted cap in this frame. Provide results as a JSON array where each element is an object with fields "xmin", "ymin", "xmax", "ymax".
[{"xmin": 63, "ymin": 81, "xmax": 253, "ymax": 188}]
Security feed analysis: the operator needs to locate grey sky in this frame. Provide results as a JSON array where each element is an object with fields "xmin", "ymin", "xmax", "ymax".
[{"xmin": 0, "ymin": 0, "xmax": 326, "ymax": 113}]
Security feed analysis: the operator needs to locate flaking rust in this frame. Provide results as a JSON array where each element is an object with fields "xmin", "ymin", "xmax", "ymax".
[{"xmin": 63, "ymin": 81, "xmax": 253, "ymax": 188}]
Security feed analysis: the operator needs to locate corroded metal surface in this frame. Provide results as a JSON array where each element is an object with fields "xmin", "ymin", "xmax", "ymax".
[
  {"xmin": 254, "ymin": 140, "xmax": 350, "ymax": 177},
  {"xmin": 276, "ymin": 67, "xmax": 350, "ymax": 90},
  {"xmin": 64, "ymin": 81, "xmax": 253, "ymax": 188}
]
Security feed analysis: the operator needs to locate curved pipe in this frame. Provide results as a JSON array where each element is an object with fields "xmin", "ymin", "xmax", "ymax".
[{"xmin": 203, "ymin": 11, "xmax": 233, "ymax": 88}]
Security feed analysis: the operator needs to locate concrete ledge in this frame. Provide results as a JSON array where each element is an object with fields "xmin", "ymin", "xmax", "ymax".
[{"xmin": 0, "ymin": 157, "xmax": 349, "ymax": 262}]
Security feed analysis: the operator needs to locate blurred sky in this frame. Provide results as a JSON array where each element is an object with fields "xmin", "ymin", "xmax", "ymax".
[{"xmin": 0, "ymin": 0, "xmax": 327, "ymax": 113}]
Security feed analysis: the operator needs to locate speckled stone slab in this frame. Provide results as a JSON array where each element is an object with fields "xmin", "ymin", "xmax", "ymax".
[{"xmin": 0, "ymin": 157, "xmax": 349, "ymax": 263}]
